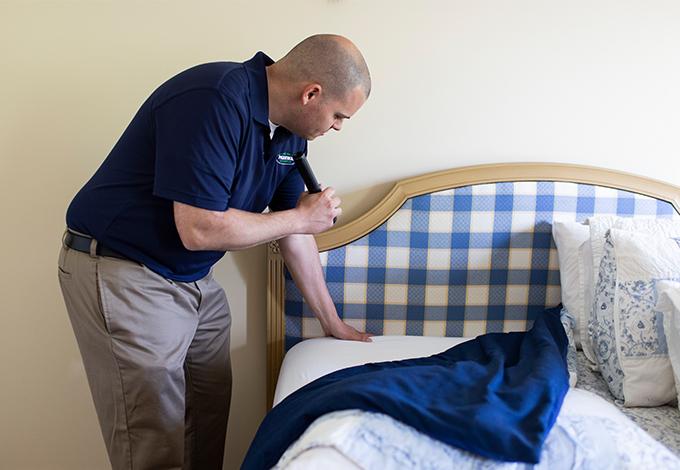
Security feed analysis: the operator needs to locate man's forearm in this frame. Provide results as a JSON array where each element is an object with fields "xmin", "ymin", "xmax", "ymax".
[
  {"xmin": 278, "ymin": 234, "xmax": 340, "ymax": 330},
  {"xmin": 174, "ymin": 188, "xmax": 341, "ymax": 252},
  {"xmin": 176, "ymin": 205, "xmax": 303, "ymax": 251}
]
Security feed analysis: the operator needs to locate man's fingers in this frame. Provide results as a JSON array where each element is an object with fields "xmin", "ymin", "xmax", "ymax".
[
  {"xmin": 331, "ymin": 321, "xmax": 372, "ymax": 342},
  {"xmin": 350, "ymin": 327, "xmax": 372, "ymax": 342},
  {"xmin": 355, "ymin": 332, "xmax": 372, "ymax": 342}
]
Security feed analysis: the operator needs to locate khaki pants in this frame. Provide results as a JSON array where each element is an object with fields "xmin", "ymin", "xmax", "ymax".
[{"xmin": 58, "ymin": 239, "xmax": 232, "ymax": 470}]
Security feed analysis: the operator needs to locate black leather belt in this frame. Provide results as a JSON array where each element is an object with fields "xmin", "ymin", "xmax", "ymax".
[{"xmin": 64, "ymin": 230, "xmax": 127, "ymax": 260}]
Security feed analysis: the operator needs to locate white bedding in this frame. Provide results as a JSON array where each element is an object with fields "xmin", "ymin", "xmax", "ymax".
[{"xmin": 275, "ymin": 390, "xmax": 680, "ymax": 470}]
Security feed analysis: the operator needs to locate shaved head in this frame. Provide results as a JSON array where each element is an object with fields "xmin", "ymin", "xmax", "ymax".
[
  {"xmin": 276, "ymin": 34, "xmax": 371, "ymax": 100},
  {"xmin": 266, "ymin": 34, "xmax": 370, "ymax": 140}
]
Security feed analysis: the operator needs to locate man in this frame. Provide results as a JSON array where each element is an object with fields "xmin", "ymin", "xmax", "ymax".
[{"xmin": 57, "ymin": 34, "xmax": 371, "ymax": 470}]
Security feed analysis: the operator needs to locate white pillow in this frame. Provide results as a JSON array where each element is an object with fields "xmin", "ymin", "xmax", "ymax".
[
  {"xmin": 583, "ymin": 216, "xmax": 680, "ymax": 365},
  {"xmin": 578, "ymin": 239, "xmax": 596, "ymax": 363},
  {"xmin": 590, "ymin": 228, "xmax": 680, "ymax": 406},
  {"xmin": 657, "ymin": 280, "xmax": 680, "ymax": 410},
  {"xmin": 551, "ymin": 221, "xmax": 590, "ymax": 348}
]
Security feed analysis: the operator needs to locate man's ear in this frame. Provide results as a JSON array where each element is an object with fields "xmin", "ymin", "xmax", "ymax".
[{"xmin": 301, "ymin": 83, "xmax": 322, "ymax": 105}]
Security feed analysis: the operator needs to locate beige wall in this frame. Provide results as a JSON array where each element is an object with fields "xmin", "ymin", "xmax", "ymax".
[{"xmin": 2, "ymin": 1, "xmax": 679, "ymax": 468}]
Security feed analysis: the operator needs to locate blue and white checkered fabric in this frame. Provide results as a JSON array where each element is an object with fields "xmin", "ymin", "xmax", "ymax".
[{"xmin": 284, "ymin": 181, "xmax": 678, "ymax": 350}]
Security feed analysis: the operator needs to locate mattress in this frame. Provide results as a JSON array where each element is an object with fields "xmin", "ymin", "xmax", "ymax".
[
  {"xmin": 274, "ymin": 335, "xmax": 680, "ymax": 457},
  {"xmin": 273, "ymin": 335, "xmax": 472, "ymax": 405}
]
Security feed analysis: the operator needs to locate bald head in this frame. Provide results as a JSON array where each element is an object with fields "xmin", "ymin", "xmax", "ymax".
[{"xmin": 276, "ymin": 34, "xmax": 371, "ymax": 100}]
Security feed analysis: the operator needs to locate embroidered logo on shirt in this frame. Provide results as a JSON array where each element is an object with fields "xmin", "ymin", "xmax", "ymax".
[{"xmin": 276, "ymin": 152, "xmax": 296, "ymax": 165}]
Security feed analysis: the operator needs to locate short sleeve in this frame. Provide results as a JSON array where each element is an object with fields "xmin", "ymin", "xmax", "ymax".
[{"xmin": 153, "ymin": 89, "xmax": 243, "ymax": 211}]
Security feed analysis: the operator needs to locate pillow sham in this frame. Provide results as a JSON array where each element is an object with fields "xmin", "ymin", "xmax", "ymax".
[
  {"xmin": 552, "ymin": 220, "xmax": 589, "ymax": 349},
  {"xmin": 657, "ymin": 280, "xmax": 680, "ymax": 410},
  {"xmin": 583, "ymin": 217, "xmax": 680, "ymax": 365},
  {"xmin": 590, "ymin": 228, "xmax": 680, "ymax": 406},
  {"xmin": 578, "ymin": 239, "xmax": 596, "ymax": 363}
]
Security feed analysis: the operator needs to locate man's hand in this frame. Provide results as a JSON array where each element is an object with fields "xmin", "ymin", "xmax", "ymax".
[
  {"xmin": 321, "ymin": 317, "xmax": 373, "ymax": 342},
  {"xmin": 295, "ymin": 187, "xmax": 341, "ymax": 234}
]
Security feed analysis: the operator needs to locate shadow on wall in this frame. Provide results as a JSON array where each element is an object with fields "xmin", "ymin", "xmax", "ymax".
[
  {"xmin": 333, "ymin": 180, "xmax": 394, "ymax": 225},
  {"xmin": 213, "ymin": 244, "xmax": 267, "ymax": 470}
]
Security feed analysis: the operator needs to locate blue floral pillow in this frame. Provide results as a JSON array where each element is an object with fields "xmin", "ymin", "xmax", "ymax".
[
  {"xmin": 589, "ymin": 229, "xmax": 680, "ymax": 406},
  {"xmin": 589, "ymin": 234, "xmax": 625, "ymax": 399}
]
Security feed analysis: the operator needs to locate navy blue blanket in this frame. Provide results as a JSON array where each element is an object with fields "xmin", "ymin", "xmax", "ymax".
[{"xmin": 243, "ymin": 306, "xmax": 569, "ymax": 469}]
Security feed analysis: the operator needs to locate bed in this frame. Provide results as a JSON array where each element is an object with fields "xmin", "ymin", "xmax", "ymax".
[{"xmin": 256, "ymin": 163, "xmax": 680, "ymax": 469}]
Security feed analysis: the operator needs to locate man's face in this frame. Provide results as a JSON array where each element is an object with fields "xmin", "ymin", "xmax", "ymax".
[{"xmin": 292, "ymin": 86, "xmax": 366, "ymax": 141}]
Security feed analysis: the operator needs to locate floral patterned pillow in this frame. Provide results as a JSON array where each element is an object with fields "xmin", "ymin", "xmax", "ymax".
[
  {"xmin": 657, "ymin": 280, "xmax": 680, "ymax": 411},
  {"xmin": 589, "ymin": 229, "xmax": 680, "ymax": 406},
  {"xmin": 583, "ymin": 217, "xmax": 680, "ymax": 367}
]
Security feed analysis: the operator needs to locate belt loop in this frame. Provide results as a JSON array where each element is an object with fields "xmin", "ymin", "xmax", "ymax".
[
  {"xmin": 89, "ymin": 238, "xmax": 98, "ymax": 258},
  {"xmin": 61, "ymin": 229, "xmax": 69, "ymax": 248}
]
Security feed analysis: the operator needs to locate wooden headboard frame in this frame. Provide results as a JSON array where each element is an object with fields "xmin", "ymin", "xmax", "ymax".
[{"xmin": 266, "ymin": 162, "xmax": 680, "ymax": 407}]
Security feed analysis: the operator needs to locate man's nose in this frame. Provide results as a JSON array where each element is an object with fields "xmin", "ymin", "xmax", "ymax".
[{"xmin": 332, "ymin": 120, "xmax": 343, "ymax": 131}]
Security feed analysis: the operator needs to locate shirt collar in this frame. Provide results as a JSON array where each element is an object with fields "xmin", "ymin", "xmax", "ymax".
[{"xmin": 244, "ymin": 51, "xmax": 274, "ymax": 128}]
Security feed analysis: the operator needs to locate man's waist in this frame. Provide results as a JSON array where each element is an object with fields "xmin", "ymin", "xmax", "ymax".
[
  {"xmin": 63, "ymin": 228, "xmax": 217, "ymax": 282},
  {"xmin": 63, "ymin": 229, "xmax": 128, "ymax": 260}
]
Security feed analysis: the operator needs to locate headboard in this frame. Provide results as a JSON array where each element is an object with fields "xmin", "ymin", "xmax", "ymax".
[{"xmin": 266, "ymin": 163, "xmax": 680, "ymax": 405}]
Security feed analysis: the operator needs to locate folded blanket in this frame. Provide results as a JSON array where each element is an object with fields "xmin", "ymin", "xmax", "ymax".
[{"xmin": 243, "ymin": 306, "xmax": 569, "ymax": 469}]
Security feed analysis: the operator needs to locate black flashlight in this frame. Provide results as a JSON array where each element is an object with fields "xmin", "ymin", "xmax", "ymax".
[{"xmin": 293, "ymin": 152, "xmax": 336, "ymax": 224}]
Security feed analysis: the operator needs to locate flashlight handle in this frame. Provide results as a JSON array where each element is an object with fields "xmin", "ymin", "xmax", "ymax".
[
  {"xmin": 293, "ymin": 153, "xmax": 322, "ymax": 193},
  {"xmin": 293, "ymin": 153, "xmax": 336, "ymax": 224}
]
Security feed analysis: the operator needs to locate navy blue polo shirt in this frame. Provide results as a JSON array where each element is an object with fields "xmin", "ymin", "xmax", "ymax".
[{"xmin": 66, "ymin": 52, "xmax": 306, "ymax": 281}]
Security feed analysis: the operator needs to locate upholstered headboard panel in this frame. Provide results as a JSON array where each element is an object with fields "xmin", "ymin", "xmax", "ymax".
[
  {"xmin": 266, "ymin": 163, "xmax": 680, "ymax": 405},
  {"xmin": 284, "ymin": 181, "xmax": 676, "ymax": 349}
]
